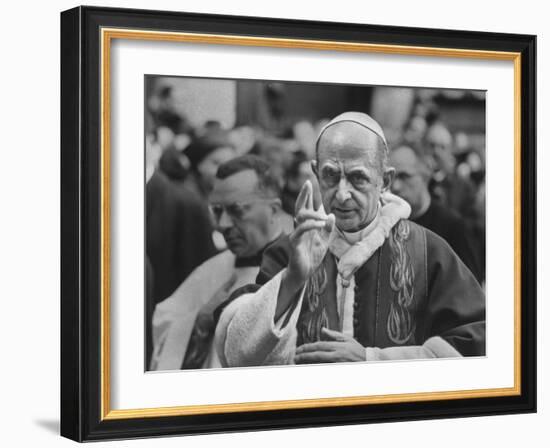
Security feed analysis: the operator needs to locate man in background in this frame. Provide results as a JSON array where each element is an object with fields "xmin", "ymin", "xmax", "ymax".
[
  {"xmin": 184, "ymin": 126, "xmax": 237, "ymax": 203},
  {"xmin": 390, "ymin": 145, "xmax": 483, "ymax": 284},
  {"xmin": 424, "ymin": 122, "xmax": 477, "ymax": 221},
  {"xmin": 150, "ymin": 155, "xmax": 291, "ymax": 370}
]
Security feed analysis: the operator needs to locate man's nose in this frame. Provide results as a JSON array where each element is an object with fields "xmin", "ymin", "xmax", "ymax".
[
  {"xmin": 217, "ymin": 209, "xmax": 234, "ymax": 229},
  {"xmin": 335, "ymin": 177, "xmax": 352, "ymax": 203}
]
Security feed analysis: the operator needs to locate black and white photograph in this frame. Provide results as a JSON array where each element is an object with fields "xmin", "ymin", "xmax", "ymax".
[{"xmin": 145, "ymin": 76, "xmax": 487, "ymax": 372}]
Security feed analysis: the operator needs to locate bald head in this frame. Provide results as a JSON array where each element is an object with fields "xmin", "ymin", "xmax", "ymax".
[
  {"xmin": 390, "ymin": 145, "xmax": 430, "ymax": 180},
  {"xmin": 317, "ymin": 121, "xmax": 387, "ymax": 170},
  {"xmin": 391, "ymin": 145, "xmax": 417, "ymax": 167},
  {"xmin": 316, "ymin": 120, "xmax": 388, "ymax": 175}
]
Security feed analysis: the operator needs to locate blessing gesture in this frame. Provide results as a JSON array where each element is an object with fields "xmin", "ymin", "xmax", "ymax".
[
  {"xmin": 288, "ymin": 180, "xmax": 335, "ymax": 284},
  {"xmin": 276, "ymin": 180, "xmax": 335, "ymax": 319}
]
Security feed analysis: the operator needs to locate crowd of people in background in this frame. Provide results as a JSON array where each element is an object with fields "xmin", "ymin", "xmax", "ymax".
[{"xmin": 145, "ymin": 82, "xmax": 486, "ymax": 369}]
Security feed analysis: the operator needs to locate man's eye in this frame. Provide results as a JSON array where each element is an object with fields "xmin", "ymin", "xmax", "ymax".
[
  {"xmin": 322, "ymin": 169, "xmax": 340, "ymax": 184},
  {"xmin": 348, "ymin": 172, "xmax": 368, "ymax": 186}
]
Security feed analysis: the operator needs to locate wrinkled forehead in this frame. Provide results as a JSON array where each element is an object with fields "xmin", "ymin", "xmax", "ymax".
[
  {"xmin": 317, "ymin": 122, "xmax": 382, "ymax": 169},
  {"xmin": 210, "ymin": 170, "xmax": 259, "ymax": 203}
]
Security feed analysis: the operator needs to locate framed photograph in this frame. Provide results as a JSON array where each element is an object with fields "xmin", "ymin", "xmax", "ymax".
[{"xmin": 60, "ymin": 5, "xmax": 536, "ymax": 442}]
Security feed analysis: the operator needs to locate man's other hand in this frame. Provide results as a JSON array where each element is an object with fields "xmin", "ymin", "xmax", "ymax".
[{"xmin": 294, "ymin": 328, "xmax": 366, "ymax": 364}]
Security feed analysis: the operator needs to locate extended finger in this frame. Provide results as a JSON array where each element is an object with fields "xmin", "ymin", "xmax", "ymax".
[
  {"xmin": 311, "ymin": 179, "xmax": 322, "ymax": 211},
  {"xmin": 291, "ymin": 220, "xmax": 328, "ymax": 240},
  {"xmin": 321, "ymin": 327, "xmax": 349, "ymax": 342},
  {"xmin": 306, "ymin": 180, "xmax": 313, "ymax": 210},
  {"xmin": 296, "ymin": 209, "xmax": 328, "ymax": 224},
  {"xmin": 294, "ymin": 351, "xmax": 337, "ymax": 364},
  {"xmin": 294, "ymin": 180, "xmax": 312, "ymax": 215},
  {"xmin": 295, "ymin": 341, "xmax": 339, "ymax": 354}
]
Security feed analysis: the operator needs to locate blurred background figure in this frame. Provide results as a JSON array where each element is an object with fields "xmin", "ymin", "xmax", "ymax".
[
  {"xmin": 281, "ymin": 150, "xmax": 318, "ymax": 216},
  {"xmin": 260, "ymin": 82, "xmax": 294, "ymax": 138},
  {"xmin": 158, "ymin": 146, "xmax": 191, "ymax": 184},
  {"xmin": 146, "ymin": 128, "xmax": 218, "ymax": 304},
  {"xmin": 228, "ymin": 125, "xmax": 257, "ymax": 156},
  {"xmin": 424, "ymin": 122, "xmax": 478, "ymax": 221},
  {"xmin": 150, "ymin": 155, "xmax": 292, "ymax": 370},
  {"xmin": 390, "ymin": 145, "xmax": 483, "ymax": 284},
  {"xmin": 402, "ymin": 115, "xmax": 428, "ymax": 148},
  {"xmin": 146, "ymin": 166, "xmax": 217, "ymax": 365},
  {"xmin": 251, "ymin": 136, "xmax": 294, "ymax": 186},
  {"xmin": 184, "ymin": 127, "xmax": 238, "ymax": 250},
  {"xmin": 184, "ymin": 127, "xmax": 237, "ymax": 200},
  {"xmin": 148, "ymin": 85, "xmax": 191, "ymax": 135}
]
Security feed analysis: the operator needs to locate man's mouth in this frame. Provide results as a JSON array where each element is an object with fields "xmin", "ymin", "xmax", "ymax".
[
  {"xmin": 223, "ymin": 233, "xmax": 242, "ymax": 246},
  {"xmin": 333, "ymin": 207, "xmax": 356, "ymax": 217}
]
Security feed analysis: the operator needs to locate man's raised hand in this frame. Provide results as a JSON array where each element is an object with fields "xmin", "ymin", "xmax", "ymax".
[
  {"xmin": 287, "ymin": 180, "xmax": 335, "ymax": 288},
  {"xmin": 274, "ymin": 181, "xmax": 334, "ymax": 321}
]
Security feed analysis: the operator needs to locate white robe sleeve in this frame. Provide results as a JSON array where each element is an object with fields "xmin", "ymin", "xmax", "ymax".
[
  {"xmin": 149, "ymin": 297, "xmax": 183, "ymax": 370},
  {"xmin": 365, "ymin": 336, "xmax": 462, "ymax": 361},
  {"xmin": 215, "ymin": 270, "xmax": 305, "ymax": 367},
  {"xmin": 149, "ymin": 252, "xmax": 238, "ymax": 371}
]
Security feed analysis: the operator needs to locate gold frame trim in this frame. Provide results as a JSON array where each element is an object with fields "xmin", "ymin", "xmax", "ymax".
[{"xmin": 100, "ymin": 28, "xmax": 522, "ymax": 421}]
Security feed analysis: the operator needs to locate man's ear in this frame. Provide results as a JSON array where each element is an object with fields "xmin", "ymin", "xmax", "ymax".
[
  {"xmin": 382, "ymin": 167, "xmax": 395, "ymax": 193},
  {"xmin": 311, "ymin": 160, "xmax": 318, "ymax": 178}
]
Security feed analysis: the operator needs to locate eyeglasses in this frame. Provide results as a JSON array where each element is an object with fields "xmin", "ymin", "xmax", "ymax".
[{"xmin": 209, "ymin": 199, "xmax": 274, "ymax": 224}]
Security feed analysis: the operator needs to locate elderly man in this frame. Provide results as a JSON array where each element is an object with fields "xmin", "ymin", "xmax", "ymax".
[
  {"xmin": 214, "ymin": 112, "xmax": 485, "ymax": 367},
  {"xmin": 390, "ymin": 145, "xmax": 483, "ymax": 284},
  {"xmin": 150, "ymin": 155, "xmax": 290, "ymax": 370}
]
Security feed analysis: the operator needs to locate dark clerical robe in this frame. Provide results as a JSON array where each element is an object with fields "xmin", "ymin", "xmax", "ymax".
[
  {"xmin": 413, "ymin": 200, "xmax": 484, "ymax": 284},
  {"xmin": 214, "ymin": 220, "xmax": 485, "ymax": 367},
  {"xmin": 146, "ymin": 170, "xmax": 216, "ymax": 304}
]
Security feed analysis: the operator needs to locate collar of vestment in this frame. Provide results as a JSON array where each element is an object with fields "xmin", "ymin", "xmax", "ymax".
[
  {"xmin": 234, "ymin": 253, "xmax": 263, "ymax": 268},
  {"xmin": 327, "ymin": 192, "xmax": 411, "ymax": 284},
  {"xmin": 329, "ymin": 204, "xmax": 381, "ymax": 259}
]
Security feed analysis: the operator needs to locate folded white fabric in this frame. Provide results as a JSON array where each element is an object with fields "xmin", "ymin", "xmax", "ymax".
[{"xmin": 329, "ymin": 192, "xmax": 411, "ymax": 284}]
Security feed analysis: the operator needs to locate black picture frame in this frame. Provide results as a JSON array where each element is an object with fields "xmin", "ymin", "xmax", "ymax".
[{"xmin": 61, "ymin": 5, "xmax": 536, "ymax": 442}]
